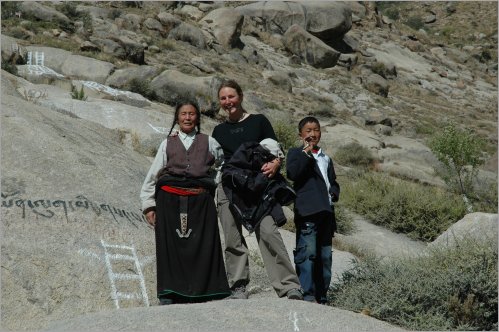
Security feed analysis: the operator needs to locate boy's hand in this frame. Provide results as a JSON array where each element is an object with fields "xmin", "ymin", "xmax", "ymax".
[{"xmin": 302, "ymin": 137, "xmax": 314, "ymax": 153}]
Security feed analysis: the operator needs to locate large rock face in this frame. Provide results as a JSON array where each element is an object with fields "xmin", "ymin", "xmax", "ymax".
[
  {"xmin": 60, "ymin": 55, "xmax": 115, "ymax": 84},
  {"xmin": 200, "ymin": 7, "xmax": 244, "ymax": 49},
  {"xmin": 0, "ymin": 69, "xmax": 397, "ymax": 332},
  {"xmin": 236, "ymin": 1, "xmax": 351, "ymax": 42},
  {"xmin": 430, "ymin": 213, "xmax": 498, "ymax": 248},
  {"xmin": 150, "ymin": 69, "xmax": 221, "ymax": 114},
  {"xmin": 283, "ymin": 24, "xmax": 340, "ymax": 68},
  {"xmin": 1, "ymin": 71, "xmax": 156, "ymax": 330}
]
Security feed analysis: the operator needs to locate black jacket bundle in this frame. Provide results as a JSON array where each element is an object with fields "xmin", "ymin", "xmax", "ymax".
[{"xmin": 222, "ymin": 142, "xmax": 295, "ymax": 233}]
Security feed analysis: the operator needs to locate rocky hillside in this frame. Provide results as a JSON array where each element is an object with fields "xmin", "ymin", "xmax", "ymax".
[
  {"xmin": 1, "ymin": 1, "xmax": 497, "ymax": 331},
  {"xmin": 2, "ymin": 1, "xmax": 497, "ymax": 155}
]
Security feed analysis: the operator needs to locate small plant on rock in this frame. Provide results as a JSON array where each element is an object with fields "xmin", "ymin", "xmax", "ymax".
[{"xmin": 70, "ymin": 84, "xmax": 87, "ymax": 101}]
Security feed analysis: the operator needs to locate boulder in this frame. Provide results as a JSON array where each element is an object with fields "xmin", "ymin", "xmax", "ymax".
[
  {"xmin": 23, "ymin": 46, "xmax": 72, "ymax": 73},
  {"xmin": 377, "ymin": 135, "xmax": 445, "ymax": 187},
  {"xmin": 19, "ymin": 2, "xmax": 70, "ymax": 26},
  {"xmin": 115, "ymin": 35, "xmax": 146, "ymax": 65},
  {"xmin": 174, "ymin": 4, "xmax": 204, "ymax": 21},
  {"xmin": 1, "ymin": 35, "xmax": 25, "ymax": 62},
  {"xmin": 90, "ymin": 19, "xmax": 121, "ymax": 39},
  {"xmin": 283, "ymin": 24, "xmax": 340, "ymax": 69},
  {"xmin": 235, "ymin": 1, "xmax": 351, "ymax": 44},
  {"xmin": 301, "ymin": 1, "xmax": 352, "ymax": 45},
  {"xmin": 60, "ymin": 55, "xmax": 115, "ymax": 84},
  {"xmin": 200, "ymin": 7, "xmax": 244, "ymax": 49},
  {"xmin": 363, "ymin": 73, "xmax": 389, "ymax": 97},
  {"xmin": 150, "ymin": 70, "xmax": 221, "ymax": 115},
  {"xmin": 168, "ymin": 22, "xmax": 206, "ymax": 49},
  {"xmin": 105, "ymin": 65, "xmax": 162, "ymax": 90},
  {"xmin": 143, "ymin": 17, "xmax": 164, "ymax": 33},
  {"xmin": 75, "ymin": 5, "xmax": 111, "ymax": 21},
  {"xmin": 430, "ymin": 213, "xmax": 498, "ymax": 248},
  {"xmin": 262, "ymin": 70, "xmax": 292, "ymax": 93},
  {"xmin": 322, "ymin": 124, "xmax": 384, "ymax": 158},
  {"xmin": 156, "ymin": 11, "xmax": 181, "ymax": 32},
  {"xmin": 121, "ymin": 13, "xmax": 143, "ymax": 31},
  {"xmin": 89, "ymin": 37, "xmax": 126, "ymax": 59},
  {"xmin": 15, "ymin": 65, "xmax": 65, "ymax": 85}
]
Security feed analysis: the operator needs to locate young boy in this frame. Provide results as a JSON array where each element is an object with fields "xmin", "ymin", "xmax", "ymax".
[{"xmin": 286, "ymin": 116, "xmax": 340, "ymax": 304}]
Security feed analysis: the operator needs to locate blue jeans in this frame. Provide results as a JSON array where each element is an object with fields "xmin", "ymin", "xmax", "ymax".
[{"xmin": 294, "ymin": 212, "xmax": 333, "ymax": 303}]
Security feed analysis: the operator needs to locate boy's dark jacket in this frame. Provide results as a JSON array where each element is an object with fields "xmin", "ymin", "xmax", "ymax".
[
  {"xmin": 222, "ymin": 142, "xmax": 295, "ymax": 232},
  {"xmin": 286, "ymin": 147, "xmax": 340, "ymax": 219}
]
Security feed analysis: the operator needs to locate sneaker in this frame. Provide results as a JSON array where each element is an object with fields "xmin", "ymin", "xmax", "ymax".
[
  {"xmin": 228, "ymin": 285, "xmax": 248, "ymax": 299},
  {"xmin": 286, "ymin": 288, "xmax": 304, "ymax": 300}
]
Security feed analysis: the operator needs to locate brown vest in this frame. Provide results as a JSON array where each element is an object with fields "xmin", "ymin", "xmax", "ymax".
[{"xmin": 163, "ymin": 133, "xmax": 215, "ymax": 178}]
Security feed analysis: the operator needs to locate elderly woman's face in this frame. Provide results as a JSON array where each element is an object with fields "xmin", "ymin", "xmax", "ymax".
[
  {"xmin": 178, "ymin": 104, "xmax": 198, "ymax": 133},
  {"xmin": 219, "ymin": 87, "xmax": 242, "ymax": 116}
]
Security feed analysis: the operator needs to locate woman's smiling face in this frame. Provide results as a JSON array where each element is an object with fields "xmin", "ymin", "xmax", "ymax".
[{"xmin": 219, "ymin": 87, "xmax": 243, "ymax": 118}]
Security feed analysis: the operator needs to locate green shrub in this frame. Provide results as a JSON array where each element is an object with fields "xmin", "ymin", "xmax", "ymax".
[
  {"xmin": 383, "ymin": 7, "xmax": 400, "ymax": 20},
  {"xmin": 334, "ymin": 204, "xmax": 355, "ymax": 235},
  {"xmin": 329, "ymin": 238, "xmax": 498, "ymax": 331},
  {"xmin": 108, "ymin": 8, "xmax": 122, "ymax": 20},
  {"xmin": 29, "ymin": 35, "xmax": 80, "ymax": 53},
  {"xmin": 341, "ymin": 171, "xmax": 467, "ymax": 242},
  {"xmin": 405, "ymin": 16, "xmax": 424, "ymax": 30},
  {"xmin": 127, "ymin": 78, "xmax": 157, "ymax": 101},
  {"xmin": 1, "ymin": 2, "xmax": 20, "ymax": 20},
  {"xmin": 8, "ymin": 27, "xmax": 30, "ymax": 40},
  {"xmin": 429, "ymin": 123, "xmax": 485, "ymax": 198},
  {"xmin": 160, "ymin": 39, "xmax": 177, "ymax": 51},
  {"xmin": 272, "ymin": 120, "xmax": 298, "ymax": 177},
  {"xmin": 310, "ymin": 106, "xmax": 334, "ymax": 118},
  {"xmin": 57, "ymin": 2, "xmax": 79, "ymax": 18},
  {"xmin": 414, "ymin": 123, "xmax": 434, "ymax": 136},
  {"xmin": 1, "ymin": 60, "xmax": 18, "ymax": 76},
  {"xmin": 333, "ymin": 142, "xmax": 378, "ymax": 169},
  {"xmin": 56, "ymin": 2, "xmax": 92, "ymax": 30},
  {"xmin": 21, "ymin": 20, "xmax": 59, "ymax": 34},
  {"xmin": 441, "ymin": 26, "xmax": 456, "ymax": 39},
  {"xmin": 273, "ymin": 121, "xmax": 298, "ymax": 152},
  {"xmin": 371, "ymin": 62, "xmax": 390, "ymax": 79},
  {"xmin": 471, "ymin": 179, "xmax": 498, "ymax": 213}
]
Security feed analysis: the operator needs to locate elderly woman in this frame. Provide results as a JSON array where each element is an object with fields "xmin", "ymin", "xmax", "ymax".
[{"xmin": 140, "ymin": 100, "xmax": 230, "ymax": 305}]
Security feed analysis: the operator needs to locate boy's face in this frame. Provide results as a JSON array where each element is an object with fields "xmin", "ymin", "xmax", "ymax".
[{"xmin": 299, "ymin": 121, "xmax": 321, "ymax": 147}]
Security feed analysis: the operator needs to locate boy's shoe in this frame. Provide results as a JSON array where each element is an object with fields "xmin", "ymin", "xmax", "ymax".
[
  {"xmin": 228, "ymin": 285, "xmax": 248, "ymax": 299},
  {"xmin": 286, "ymin": 288, "xmax": 304, "ymax": 300}
]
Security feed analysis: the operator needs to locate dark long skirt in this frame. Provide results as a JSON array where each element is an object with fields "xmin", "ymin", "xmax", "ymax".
[{"xmin": 155, "ymin": 190, "xmax": 230, "ymax": 303}]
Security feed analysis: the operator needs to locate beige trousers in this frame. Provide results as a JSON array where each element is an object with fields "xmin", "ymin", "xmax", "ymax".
[{"xmin": 216, "ymin": 184, "xmax": 301, "ymax": 297}]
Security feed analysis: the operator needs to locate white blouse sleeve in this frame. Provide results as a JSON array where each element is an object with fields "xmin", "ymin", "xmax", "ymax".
[{"xmin": 139, "ymin": 139, "xmax": 168, "ymax": 212}]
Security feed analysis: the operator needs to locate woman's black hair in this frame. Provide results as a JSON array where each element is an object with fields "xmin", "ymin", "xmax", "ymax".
[{"xmin": 167, "ymin": 99, "xmax": 201, "ymax": 136}]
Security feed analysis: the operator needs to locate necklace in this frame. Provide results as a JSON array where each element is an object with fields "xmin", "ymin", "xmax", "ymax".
[{"xmin": 228, "ymin": 112, "xmax": 248, "ymax": 123}]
